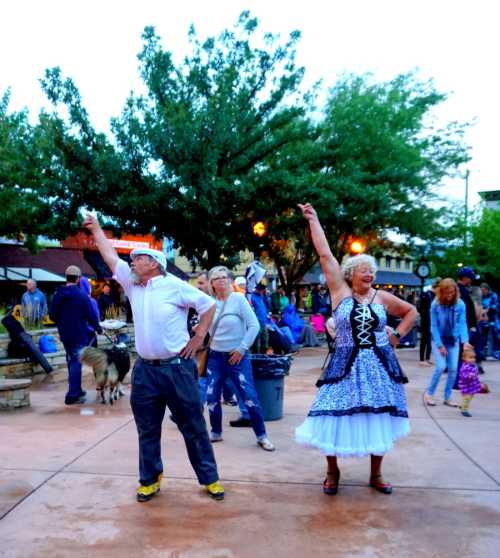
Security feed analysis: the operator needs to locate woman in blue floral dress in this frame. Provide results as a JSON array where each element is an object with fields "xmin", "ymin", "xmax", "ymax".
[{"xmin": 295, "ymin": 203, "xmax": 418, "ymax": 495}]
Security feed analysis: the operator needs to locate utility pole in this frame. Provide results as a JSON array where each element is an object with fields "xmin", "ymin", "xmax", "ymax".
[{"xmin": 464, "ymin": 169, "xmax": 470, "ymax": 250}]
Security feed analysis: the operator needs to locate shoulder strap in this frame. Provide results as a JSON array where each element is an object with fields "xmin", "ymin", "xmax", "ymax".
[
  {"xmin": 331, "ymin": 296, "xmax": 350, "ymax": 314},
  {"xmin": 207, "ymin": 295, "xmax": 230, "ymax": 348}
]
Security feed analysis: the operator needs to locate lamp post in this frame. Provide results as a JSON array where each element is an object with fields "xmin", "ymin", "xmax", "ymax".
[
  {"xmin": 252, "ymin": 221, "xmax": 267, "ymax": 260},
  {"xmin": 464, "ymin": 169, "xmax": 470, "ymax": 250}
]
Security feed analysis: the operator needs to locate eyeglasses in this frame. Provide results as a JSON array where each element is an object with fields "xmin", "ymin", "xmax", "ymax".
[{"xmin": 212, "ymin": 276, "xmax": 228, "ymax": 281}]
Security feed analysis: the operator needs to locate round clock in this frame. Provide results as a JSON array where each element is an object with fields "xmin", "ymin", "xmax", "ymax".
[{"xmin": 415, "ymin": 261, "xmax": 430, "ymax": 279}]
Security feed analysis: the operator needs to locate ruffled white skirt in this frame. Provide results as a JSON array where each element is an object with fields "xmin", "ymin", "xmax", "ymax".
[{"xmin": 295, "ymin": 413, "xmax": 410, "ymax": 457}]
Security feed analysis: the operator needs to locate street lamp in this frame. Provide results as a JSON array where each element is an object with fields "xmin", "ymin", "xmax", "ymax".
[
  {"xmin": 252, "ymin": 221, "xmax": 267, "ymax": 238},
  {"xmin": 350, "ymin": 239, "xmax": 365, "ymax": 255},
  {"xmin": 252, "ymin": 221, "xmax": 267, "ymax": 261}
]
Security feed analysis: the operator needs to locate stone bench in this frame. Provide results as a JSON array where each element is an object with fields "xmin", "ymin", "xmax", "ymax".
[
  {"xmin": 0, "ymin": 325, "xmax": 137, "ymax": 378},
  {"xmin": 0, "ymin": 378, "xmax": 32, "ymax": 410},
  {"xmin": 0, "ymin": 351, "xmax": 68, "ymax": 379}
]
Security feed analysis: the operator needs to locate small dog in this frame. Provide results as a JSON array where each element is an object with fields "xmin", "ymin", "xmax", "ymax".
[{"xmin": 80, "ymin": 346, "xmax": 130, "ymax": 404}]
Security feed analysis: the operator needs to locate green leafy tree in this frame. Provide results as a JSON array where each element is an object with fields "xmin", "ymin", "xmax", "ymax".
[
  {"xmin": 1, "ymin": 73, "xmax": 131, "ymax": 246},
  {"xmin": 0, "ymin": 90, "xmax": 52, "ymax": 249},
  {"xmin": 470, "ymin": 209, "xmax": 500, "ymax": 286},
  {"xmin": 35, "ymin": 67, "xmax": 131, "ymax": 238},
  {"xmin": 248, "ymin": 73, "xmax": 471, "ymax": 293},
  {"xmin": 429, "ymin": 206, "xmax": 500, "ymax": 291},
  {"xmin": 2, "ymin": 13, "xmax": 471, "ymax": 296},
  {"xmin": 111, "ymin": 11, "xmax": 315, "ymax": 267}
]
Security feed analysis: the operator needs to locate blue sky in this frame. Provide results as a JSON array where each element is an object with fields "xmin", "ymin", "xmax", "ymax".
[{"xmin": 2, "ymin": 0, "xmax": 498, "ymax": 207}]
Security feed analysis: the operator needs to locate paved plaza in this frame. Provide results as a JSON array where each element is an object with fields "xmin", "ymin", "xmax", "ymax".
[{"xmin": 1, "ymin": 347, "xmax": 499, "ymax": 558}]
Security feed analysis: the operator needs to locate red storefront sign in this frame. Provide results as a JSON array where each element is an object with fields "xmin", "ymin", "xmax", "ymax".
[{"xmin": 61, "ymin": 232, "xmax": 163, "ymax": 254}]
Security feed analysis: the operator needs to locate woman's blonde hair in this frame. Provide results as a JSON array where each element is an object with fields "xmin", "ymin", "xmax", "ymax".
[
  {"xmin": 436, "ymin": 278, "xmax": 460, "ymax": 305},
  {"xmin": 207, "ymin": 265, "xmax": 234, "ymax": 297},
  {"xmin": 341, "ymin": 254, "xmax": 377, "ymax": 284}
]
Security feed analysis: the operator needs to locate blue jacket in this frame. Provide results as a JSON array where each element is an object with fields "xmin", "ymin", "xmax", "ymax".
[
  {"xmin": 50, "ymin": 284, "xmax": 101, "ymax": 346},
  {"xmin": 250, "ymin": 292, "xmax": 270, "ymax": 326},
  {"xmin": 482, "ymin": 291, "xmax": 498, "ymax": 322},
  {"xmin": 281, "ymin": 304, "xmax": 304, "ymax": 343},
  {"xmin": 21, "ymin": 289, "xmax": 48, "ymax": 321},
  {"xmin": 430, "ymin": 299, "xmax": 469, "ymax": 348}
]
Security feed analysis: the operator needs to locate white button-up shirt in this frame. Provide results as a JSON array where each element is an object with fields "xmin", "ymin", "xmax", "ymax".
[{"xmin": 114, "ymin": 259, "xmax": 215, "ymax": 359}]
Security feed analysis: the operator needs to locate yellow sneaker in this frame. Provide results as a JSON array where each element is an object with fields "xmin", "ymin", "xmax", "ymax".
[
  {"xmin": 136, "ymin": 472, "xmax": 163, "ymax": 502},
  {"xmin": 206, "ymin": 480, "xmax": 225, "ymax": 500}
]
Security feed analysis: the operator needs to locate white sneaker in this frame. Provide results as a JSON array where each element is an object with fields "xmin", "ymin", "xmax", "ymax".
[
  {"xmin": 210, "ymin": 433, "xmax": 223, "ymax": 443},
  {"xmin": 257, "ymin": 437, "xmax": 275, "ymax": 451}
]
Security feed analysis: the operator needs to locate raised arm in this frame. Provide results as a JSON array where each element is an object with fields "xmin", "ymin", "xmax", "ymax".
[
  {"xmin": 298, "ymin": 203, "xmax": 347, "ymax": 298},
  {"xmin": 82, "ymin": 214, "xmax": 120, "ymax": 274}
]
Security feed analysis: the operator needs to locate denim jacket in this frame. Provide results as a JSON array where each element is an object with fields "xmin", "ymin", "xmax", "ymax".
[{"xmin": 430, "ymin": 299, "xmax": 469, "ymax": 348}]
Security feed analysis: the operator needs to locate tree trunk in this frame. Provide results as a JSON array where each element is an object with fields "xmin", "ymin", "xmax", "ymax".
[{"xmin": 205, "ymin": 245, "xmax": 223, "ymax": 270}]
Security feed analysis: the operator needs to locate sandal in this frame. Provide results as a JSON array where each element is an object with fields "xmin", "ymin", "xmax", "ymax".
[
  {"xmin": 424, "ymin": 393, "xmax": 437, "ymax": 406},
  {"xmin": 443, "ymin": 399, "xmax": 458, "ymax": 407},
  {"xmin": 443, "ymin": 400, "xmax": 458, "ymax": 407},
  {"xmin": 323, "ymin": 468, "xmax": 340, "ymax": 496},
  {"xmin": 369, "ymin": 474, "xmax": 393, "ymax": 494}
]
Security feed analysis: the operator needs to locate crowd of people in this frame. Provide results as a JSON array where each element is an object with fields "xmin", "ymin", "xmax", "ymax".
[{"xmin": 2, "ymin": 205, "xmax": 497, "ymax": 505}]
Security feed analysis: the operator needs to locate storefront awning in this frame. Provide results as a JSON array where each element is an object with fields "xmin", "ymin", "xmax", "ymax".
[
  {"xmin": 0, "ymin": 244, "xmax": 95, "ymax": 281},
  {"xmin": 374, "ymin": 271, "xmax": 421, "ymax": 287},
  {"xmin": 0, "ymin": 267, "xmax": 65, "ymax": 282}
]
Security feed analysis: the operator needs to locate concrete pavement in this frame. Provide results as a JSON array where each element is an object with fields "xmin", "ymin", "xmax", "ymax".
[{"xmin": 1, "ymin": 347, "xmax": 499, "ymax": 558}]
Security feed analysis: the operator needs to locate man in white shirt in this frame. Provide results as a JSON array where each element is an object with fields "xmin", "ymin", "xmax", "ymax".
[{"xmin": 83, "ymin": 215, "xmax": 224, "ymax": 502}]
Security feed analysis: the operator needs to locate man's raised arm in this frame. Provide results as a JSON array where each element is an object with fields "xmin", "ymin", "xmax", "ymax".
[{"xmin": 82, "ymin": 214, "xmax": 120, "ymax": 274}]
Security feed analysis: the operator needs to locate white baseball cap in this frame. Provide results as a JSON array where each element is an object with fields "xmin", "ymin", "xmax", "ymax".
[
  {"xmin": 130, "ymin": 248, "xmax": 167, "ymax": 271},
  {"xmin": 234, "ymin": 276, "xmax": 246, "ymax": 286}
]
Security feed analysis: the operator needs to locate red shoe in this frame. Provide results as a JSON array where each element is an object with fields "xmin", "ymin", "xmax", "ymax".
[
  {"xmin": 323, "ymin": 468, "xmax": 340, "ymax": 495},
  {"xmin": 369, "ymin": 474, "xmax": 393, "ymax": 494}
]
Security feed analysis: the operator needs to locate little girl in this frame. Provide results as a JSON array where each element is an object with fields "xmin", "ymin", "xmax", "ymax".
[{"xmin": 458, "ymin": 346, "xmax": 482, "ymax": 417}]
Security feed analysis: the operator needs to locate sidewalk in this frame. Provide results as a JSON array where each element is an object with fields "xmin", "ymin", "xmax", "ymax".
[{"xmin": 1, "ymin": 347, "xmax": 499, "ymax": 558}]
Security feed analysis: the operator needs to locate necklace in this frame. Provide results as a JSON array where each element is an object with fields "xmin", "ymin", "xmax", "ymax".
[{"xmin": 352, "ymin": 288, "xmax": 373, "ymax": 306}]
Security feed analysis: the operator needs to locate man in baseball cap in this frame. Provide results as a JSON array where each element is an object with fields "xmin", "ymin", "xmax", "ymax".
[
  {"xmin": 50, "ymin": 264, "xmax": 101, "ymax": 405},
  {"xmin": 457, "ymin": 266, "xmax": 478, "ymax": 281},
  {"xmin": 65, "ymin": 265, "xmax": 82, "ymax": 279}
]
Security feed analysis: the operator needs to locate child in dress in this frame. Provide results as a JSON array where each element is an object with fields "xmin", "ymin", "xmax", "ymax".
[{"xmin": 458, "ymin": 346, "xmax": 482, "ymax": 417}]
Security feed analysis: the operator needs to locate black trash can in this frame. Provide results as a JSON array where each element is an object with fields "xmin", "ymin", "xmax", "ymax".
[{"xmin": 250, "ymin": 354, "xmax": 293, "ymax": 421}]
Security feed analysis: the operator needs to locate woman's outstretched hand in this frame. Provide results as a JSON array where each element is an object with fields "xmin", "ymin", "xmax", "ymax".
[{"xmin": 298, "ymin": 203, "xmax": 318, "ymax": 222}]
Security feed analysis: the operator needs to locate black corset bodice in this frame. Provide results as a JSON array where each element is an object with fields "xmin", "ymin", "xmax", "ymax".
[{"xmin": 349, "ymin": 299, "xmax": 380, "ymax": 348}]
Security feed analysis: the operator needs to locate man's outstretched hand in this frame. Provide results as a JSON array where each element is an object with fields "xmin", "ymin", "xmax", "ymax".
[{"xmin": 83, "ymin": 214, "xmax": 101, "ymax": 234}]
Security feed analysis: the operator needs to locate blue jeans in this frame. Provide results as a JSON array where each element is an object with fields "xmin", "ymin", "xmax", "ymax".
[
  {"xmin": 427, "ymin": 342, "xmax": 460, "ymax": 401},
  {"xmin": 130, "ymin": 357, "xmax": 219, "ymax": 486},
  {"xmin": 206, "ymin": 350, "xmax": 266, "ymax": 439},
  {"xmin": 199, "ymin": 376, "xmax": 249, "ymax": 419},
  {"xmin": 63, "ymin": 342, "xmax": 86, "ymax": 400}
]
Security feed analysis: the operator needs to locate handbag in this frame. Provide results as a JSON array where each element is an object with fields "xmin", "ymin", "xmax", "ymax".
[{"xmin": 196, "ymin": 296, "xmax": 229, "ymax": 377}]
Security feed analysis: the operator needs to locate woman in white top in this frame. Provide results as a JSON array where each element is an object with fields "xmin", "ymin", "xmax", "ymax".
[{"xmin": 206, "ymin": 266, "xmax": 275, "ymax": 451}]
